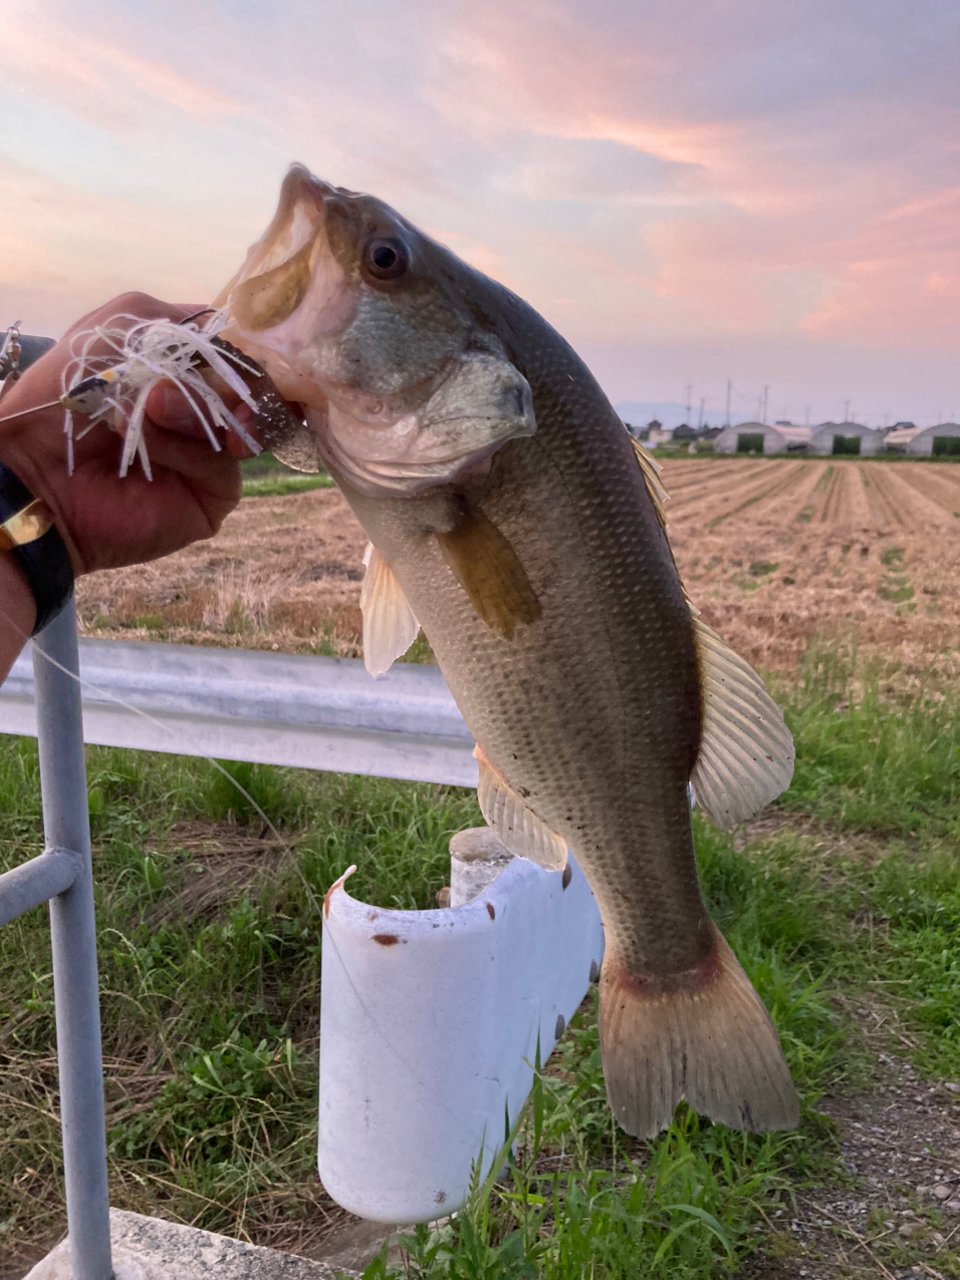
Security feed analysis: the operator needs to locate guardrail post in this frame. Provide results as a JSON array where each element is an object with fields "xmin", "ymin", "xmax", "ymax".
[{"xmin": 33, "ymin": 600, "xmax": 113, "ymax": 1280}]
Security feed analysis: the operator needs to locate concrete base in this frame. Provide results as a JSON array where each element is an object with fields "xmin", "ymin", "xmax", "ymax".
[{"xmin": 23, "ymin": 1209, "xmax": 355, "ymax": 1280}]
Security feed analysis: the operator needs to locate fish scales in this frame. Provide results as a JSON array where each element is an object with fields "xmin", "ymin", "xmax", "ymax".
[
  {"xmin": 343, "ymin": 316, "xmax": 708, "ymax": 978},
  {"xmin": 217, "ymin": 163, "xmax": 799, "ymax": 1138}
]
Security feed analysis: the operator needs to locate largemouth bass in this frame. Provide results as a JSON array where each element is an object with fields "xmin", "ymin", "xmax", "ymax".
[{"xmin": 216, "ymin": 165, "xmax": 799, "ymax": 1138}]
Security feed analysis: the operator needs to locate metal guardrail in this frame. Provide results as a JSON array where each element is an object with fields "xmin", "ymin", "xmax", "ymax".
[
  {"xmin": 0, "ymin": 603, "xmax": 112, "ymax": 1280},
  {"xmin": 0, "ymin": 621, "xmax": 481, "ymax": 1278},
  {"xmin": 1, "ymin": 636, "xmax": 478, "ymax": 788}
]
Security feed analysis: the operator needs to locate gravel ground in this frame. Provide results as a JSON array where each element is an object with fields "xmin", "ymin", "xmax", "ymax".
[{"xmin": 743, "ymin": 1054, "xmax": 960, "ymax": 1278}]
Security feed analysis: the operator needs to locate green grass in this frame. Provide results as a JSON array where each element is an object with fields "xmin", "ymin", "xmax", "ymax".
[
  {"xmin": 240, "ymin": 451, "xmax": 301, "ymax": 478},
  {"xmin": 241, "ymin": 475, "xmax": 334, "ymax": 497},
  {"xmin": 775, "ymin": 646, "xmax": 960, "ymax": 841},
  {"xmin": 0, "ymin": 646, "xmax": 958, "ymax": 1274},
  {"xmin": 239, "ymin": 451, "xmax": 334, "ymax": 497}
]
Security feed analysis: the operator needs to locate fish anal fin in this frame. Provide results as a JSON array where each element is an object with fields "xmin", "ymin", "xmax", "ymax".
[
  {"xmin": 360, "ymin": 543, "xmax": 420, "ymax": 678},
  {"xmin": 474, "ymin": 744, "xmax": 567, "ymax": 871},
  {"xmin": 691, "ymin": 619, "xmax": 795, "ymax": 829},
  {"xmin": 436, "ymin": 506, "xmax": 541, "ymax": 639},
  {"xmin": 231, "ymin": 235, "xmax": 315, "ymax": 331},
  {"xmin": 599, "ymin": 925, "xmax": 799, "ymax": 1139}
]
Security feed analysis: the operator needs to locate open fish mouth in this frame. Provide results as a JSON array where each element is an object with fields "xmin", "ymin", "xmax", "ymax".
[
  {"xmin": 215, "ymin": 166, "xmax": 358, "ymax": 394},
  {"xmin": 215, "ymin": 164, "xmax": 538, "ymax": 498}
]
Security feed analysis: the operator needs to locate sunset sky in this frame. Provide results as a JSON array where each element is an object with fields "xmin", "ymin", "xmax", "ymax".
[{"xmin": 2, "ymin": 0, "xmax": 959, "ymax": 426}]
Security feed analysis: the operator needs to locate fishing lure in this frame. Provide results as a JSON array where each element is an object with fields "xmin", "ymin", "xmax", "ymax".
[{"xmin": 59, "ymin": 310, "xmax": 265, "ymax": 478}]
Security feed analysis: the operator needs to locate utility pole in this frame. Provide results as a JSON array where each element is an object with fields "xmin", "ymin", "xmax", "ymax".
[
  {"xmin": 843, "ymin": 398, "xmax": 850, "ymax": 422},
  {"xmin": 761, "ymin": 385, "xmax": 769, "ymax": 425},
  {"xmin": 685, "ymin": 383, "xmax": 692, "ymax": 426},
  {"xmin": 804, "ymin": 406, "xmax": 810, "ymax": 427},
  {"xmin": 697, "ymin": 397, "xmax": 705, "ymax": 430},
  {"xmin": 725, "ymin": 378, "xmax": 731, "ymax": 427}
]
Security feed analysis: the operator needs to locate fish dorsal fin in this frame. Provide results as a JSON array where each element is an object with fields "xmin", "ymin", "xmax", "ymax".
[
  {"xmin": 624, "ymin": 431, "xmax": 793, "ymax": 826},
  {"xmin": 436, "ymin": 505, "xmax": 541, "ymax": 639},
  {"xmin": 360, "ymin": 543, "xmax": 421, "ymax": 678},
  {"xmin": 631, "ymin": 437, "xmax": 669, "ymax": 529},
  {"xmin": 474, "ymin": 745, "xmax": 568, "ymax": 871},
  {"xmin": 691, "ymin": 620, "xmax": 795, "ymax": 829}
]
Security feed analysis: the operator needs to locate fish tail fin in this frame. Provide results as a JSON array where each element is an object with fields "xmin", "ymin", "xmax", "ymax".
[{"xmin": 598, "ymin": 925, "xmax": 799, "ymax": 1138}]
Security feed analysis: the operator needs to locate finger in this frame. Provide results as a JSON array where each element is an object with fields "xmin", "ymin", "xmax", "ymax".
[
  {"xmin": 63, "ymin": 294, "xmax": 205, "ymax": 342},
  {"xmin": 58, "ymin": 296, "xmax": 210, "ymax": 398},
  {"xmin": 224, "ymin": 431, "xmax": 255, "ymax": 459},
  {"xmin": 7, "ymin": 297, "xmax": 207, "ymax": 410},
  {"xmin": 224, "ymin": 403, "xmax": 262, "ymax": 459},
  {"xmin": 138, "ymin": 421, "xmax": 242, "ymax": 486},
  {"xmin": 145, "ymin": 382, "xmax": 262, "ymax": 459},
  {"xmin": 145, "ymin": 379, "xmax": 218, "ymax": 436}
]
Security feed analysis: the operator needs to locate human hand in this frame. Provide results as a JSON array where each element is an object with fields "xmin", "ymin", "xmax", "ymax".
[{"xmin": 0, "ymin": 292, "xmax": 257, "ymax": 576}]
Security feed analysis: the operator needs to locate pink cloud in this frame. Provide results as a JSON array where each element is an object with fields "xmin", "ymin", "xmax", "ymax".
[
  {"xmin": 0, "ymin": 5, "xmax": 247, "ymax": 129},
  {"xmin": 420, "ymin": 1, "xmax": 960, "ymax": 354},
  {"xmin": 0, "ymin": 159, "xmax": 254, "ymax": 334},
  {"xmin": 772, "ymin": 183, "xmax": 960, "ymax": 344},
  {"xmin": 3, "ymin": 0, "xmax": 959, "ymax": 408}
]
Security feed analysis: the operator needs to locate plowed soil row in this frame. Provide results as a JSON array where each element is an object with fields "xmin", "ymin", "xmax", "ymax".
[
  {"xmin": 70, "ymin": 458, "xmax": 959, "ymax": 676},
  {"xmin": 662, "ymin": 458, "xmax": 959, "ymax": 673}
]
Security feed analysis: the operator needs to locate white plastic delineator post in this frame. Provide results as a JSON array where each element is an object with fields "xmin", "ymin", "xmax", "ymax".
[{"xmin": 317, "ymin": 830, "xmax": 605, "ymax": 1223}]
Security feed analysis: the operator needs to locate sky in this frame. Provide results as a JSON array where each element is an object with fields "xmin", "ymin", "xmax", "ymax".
[{"xmin": 2, "ymin": 0, "xmax": 959, "ymax": 427}]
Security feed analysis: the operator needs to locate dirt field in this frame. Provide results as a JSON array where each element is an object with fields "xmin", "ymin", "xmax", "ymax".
[
  {"xmin": 660, "ymin": 456, "xmax": 960, "ymax": 676},
  {"xmin": 75, "ymin": 457, "xmax": 960, "ymax": 677}
]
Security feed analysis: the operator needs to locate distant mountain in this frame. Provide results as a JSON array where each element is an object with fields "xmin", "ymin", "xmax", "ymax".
[{"xmin": 615, "ymin": 400, "xmax": 734, "ymax": 430}]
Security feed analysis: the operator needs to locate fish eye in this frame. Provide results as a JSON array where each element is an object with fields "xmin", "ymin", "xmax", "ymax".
[{"xmin": 364, "ymin": 236, "xmax": 409, "ymax": 281}]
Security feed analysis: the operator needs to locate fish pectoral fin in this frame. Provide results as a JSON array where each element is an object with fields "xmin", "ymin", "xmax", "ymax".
[
  {"xmin": 474, "ymin": 745, "xmax": 567, "ymax": 871},
  {"xmin": 599, "ymin": 925, "xmax": 799, "ymax": 1139},
  {"xmin": 630, "ymin": 437, "xmax": 669, "ymax": 528},
  {"xmin": 360, "ymin": 543, "xmax": 421, "ymax": 678},
  {"xmin": 691, "ymin": 620, "xmax": 795, "ymax": 829},
  {"xmin": 436, "ymin": 506, "xmax": 541, "ymax": 639}
]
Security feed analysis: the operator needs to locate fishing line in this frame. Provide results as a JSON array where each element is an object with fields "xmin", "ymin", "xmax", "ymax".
[
  {"xmin": 0, "ymin": 401, "xmax": 61, "ymax": 425},
  {"xmin": 0, "ymin": 601, "xmax": 482, "ymax": 1142}
]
